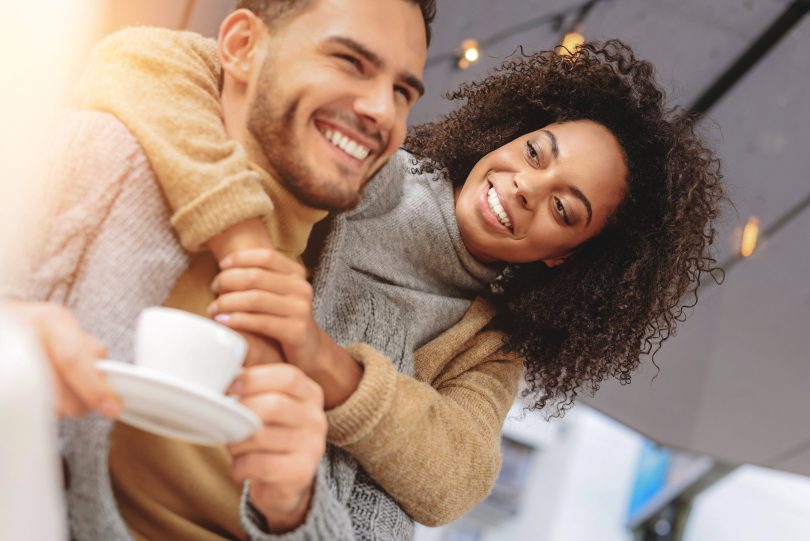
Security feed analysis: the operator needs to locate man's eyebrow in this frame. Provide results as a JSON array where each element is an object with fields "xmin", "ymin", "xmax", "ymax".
[
  {"xmin": 541, "ymin": 129, "xmax": 559, "ymax": 159},
  {"xmin": 568, "ymin": 185, "xmax": 593, "ymax": 227},
  {"xmin": 326, "ymin": 36, "xmax": 425, "ymax": 97}
]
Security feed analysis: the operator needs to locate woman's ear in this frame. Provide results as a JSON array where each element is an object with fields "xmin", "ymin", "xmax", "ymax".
[
  {"xmin": 542, "ymin": 253, "xmax": 570, "ymax": 268},
  {"xmin": 218, "ymin": 9, "xmax": 265, "ymax": 83}
]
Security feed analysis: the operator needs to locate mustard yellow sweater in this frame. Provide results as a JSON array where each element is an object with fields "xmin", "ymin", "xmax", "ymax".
[{"xmin": 77, "ymin": 27, "xmax": 523, "ymax": 525}]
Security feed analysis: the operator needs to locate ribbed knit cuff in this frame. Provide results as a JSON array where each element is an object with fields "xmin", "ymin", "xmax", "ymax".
[
  {"xmin": 170, "ymin": 170, "xmax": 274, "ymax": 252},
  {"xmin": 240, "ymin": 466, "xmax": 355, "ymax": 540},
  {"xmin": 326, "ymin": 343, "xmax": 398, "ymax": 446}
]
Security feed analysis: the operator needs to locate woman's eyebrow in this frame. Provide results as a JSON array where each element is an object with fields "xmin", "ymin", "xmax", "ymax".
[
  {"xmin": 541, "ymin": 129, "xmax": 559, "ymax": 159},
  {"xmin": 567, "ymin": 185, "xmax": 593, "ymax": 226}
]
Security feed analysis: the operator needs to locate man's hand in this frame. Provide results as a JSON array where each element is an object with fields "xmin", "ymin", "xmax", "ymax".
[
  {"xmin": 227, "ymin": 363, "xmax": 327, "ymax": 532},
  {"xmin": 9, "ymin": 300, "xmax": 120, "ymax": 418}
]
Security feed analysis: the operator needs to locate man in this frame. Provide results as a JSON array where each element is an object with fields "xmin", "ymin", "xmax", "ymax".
[{"xmin": 6, "ymin": 0, "xmax": 432, "ymax": 538}]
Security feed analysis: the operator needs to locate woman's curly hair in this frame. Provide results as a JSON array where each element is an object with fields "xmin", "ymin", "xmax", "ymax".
[{"xmin": 405, "ymin": 39, "xmax": 725, "ymax": 414}]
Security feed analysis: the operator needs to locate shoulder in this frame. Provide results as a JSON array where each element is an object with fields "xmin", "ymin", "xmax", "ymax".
[
  {"xmin": 349, "ymin": 149, "xmax": 432, "ymax": 217},
  {"xmin": 86, "ymin": 27, "xmax": 218, "ymax": 73},
  {"xmin": 53, "ymin": 110, "xmax": 147, "ymax": 169},
  {"xmin": 47, "ymin": 111, "xmax": 154, "ymax": 207}
]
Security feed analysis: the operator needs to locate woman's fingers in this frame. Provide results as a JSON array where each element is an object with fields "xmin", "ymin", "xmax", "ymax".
[
  {"xmin": 209, "ymin": 290, "xmax": 309, "ymax": 320},
  {"xmin": 23, "ymin": 302, "xmax": 120, "ymax": 418}
]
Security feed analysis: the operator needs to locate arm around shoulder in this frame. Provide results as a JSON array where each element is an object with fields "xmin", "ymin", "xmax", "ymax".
[
  {"xmin": 326, "ymin": 300, "xmax": 523, "ymax": 526},
  {"xmin": 75, "ymin": 27, "xmax": 273, "ymax": 252}
]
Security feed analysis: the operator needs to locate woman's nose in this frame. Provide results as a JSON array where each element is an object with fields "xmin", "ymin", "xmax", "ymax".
[{"xmin": 512, "ymin": 172, "xmax": 542, "ymax": 210}]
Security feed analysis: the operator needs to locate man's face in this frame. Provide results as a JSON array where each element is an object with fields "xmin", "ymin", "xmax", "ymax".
[{"xmin": 247, "ymin": 0, "xmax": 427, "ymax": 211}]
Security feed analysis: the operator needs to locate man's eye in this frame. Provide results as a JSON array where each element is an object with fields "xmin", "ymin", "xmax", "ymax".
[
  {"xmin": 394, "ymin": 85, "xmax": 412, "ymax": 102},
  {"xmin": 338, "ymin": 54, "xmax": 363, "ymax": 72}
]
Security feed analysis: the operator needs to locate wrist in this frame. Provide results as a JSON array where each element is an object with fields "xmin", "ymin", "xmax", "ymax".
[
  {"xmin": 250, "ymin": 481, "xmax": 313, "ymax": 533},
  {"xmin": 309, "ymin": 330, "xmax": 364, "ymax": 410},
  {"xmin": 206, "ymin": 218, "xmax": 273, "ymax": 261}
]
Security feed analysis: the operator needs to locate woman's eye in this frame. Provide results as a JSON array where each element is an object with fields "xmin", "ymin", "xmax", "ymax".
[
  {"xmin": 525, "ymin": 140, "xmax": 540, "ymax": 165},
  {"xmin": 554, "ymin": 196, "xmax": 571, "ymax": 225}
]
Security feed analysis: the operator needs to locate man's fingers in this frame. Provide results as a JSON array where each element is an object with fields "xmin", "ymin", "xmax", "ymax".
[
  {"xmin": 228, "ymin": 425, "xmax": 313, "ymax": 456},
  {"xmin": 220, "ymin": 248, "xmax": 306, "ymax": 278},
  {"xmin": 212, "ymin": 267, "xmax": 311, "ymax": 297},
  {"xmin": 234, "ymin": 364, "xmax": 324, "ymax": 406},
  {"xmin": 240, "ymin": 391, "xmax": 325, "ymax": 428},
  {"xmin": 230, "ymin": 452, "xmax": 320, "ymax": 487}
]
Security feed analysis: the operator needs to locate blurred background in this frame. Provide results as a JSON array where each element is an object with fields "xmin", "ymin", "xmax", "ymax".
[{"xmin": 1, "ymin": 1, "xmax": 808, "ymax": 540}]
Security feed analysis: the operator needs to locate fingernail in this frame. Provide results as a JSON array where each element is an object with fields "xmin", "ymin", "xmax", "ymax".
[
  {"xmin": 210, "ymin": 277, "xmax": 220, "ymax": 292},
  {"xmin": 215, "ymin": 313, "xmax": 231, "ymax": 323},
  {"xmin": 207, "ymin": 302, "xmax": 217, "ymax": 315},
  {"xmin": 220, "ymin": 256, "xmax": 233, "ymax": 269}
]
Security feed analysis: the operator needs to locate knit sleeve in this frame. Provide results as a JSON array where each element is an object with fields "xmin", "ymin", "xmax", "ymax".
[
  {"xmin": 4, "ymin": 110, "xmax": 159, "ymax": 305},
  {"xmin": 74, "ymin": 27, "xmax": 273, "ymax": 252},
  {"xmin": 326, "ymin": 300, "xmax": 523, "ymax": 526},
  {"xmin": 240, "ymin": 467, "xmax": 357, "ymax": 541}
]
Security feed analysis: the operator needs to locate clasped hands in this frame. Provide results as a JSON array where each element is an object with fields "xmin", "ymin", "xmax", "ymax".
[{"xmin": 207, "ymin": 248, "xmax": 353, "ymax": 530}]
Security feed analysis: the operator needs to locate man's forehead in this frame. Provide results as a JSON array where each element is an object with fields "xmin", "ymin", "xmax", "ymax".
[{"xmin": 297, "ymin": 0, "xmax": 427, "ymax": 72}]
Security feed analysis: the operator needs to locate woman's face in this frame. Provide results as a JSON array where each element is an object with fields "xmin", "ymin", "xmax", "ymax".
[{"xmin": 455, "ymin": 120, "xmax": 628, "ymax": 265}]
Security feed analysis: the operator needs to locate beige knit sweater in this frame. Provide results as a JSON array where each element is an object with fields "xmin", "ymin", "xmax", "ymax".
[{"xmin": 75, "ymin": 27, "xmax": 524, "ymax": 525}]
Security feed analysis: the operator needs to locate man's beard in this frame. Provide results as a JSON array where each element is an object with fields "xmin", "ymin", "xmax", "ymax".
[{"xmin": 247, "ymin": 63, "xmax": 363, "ymax": 212}]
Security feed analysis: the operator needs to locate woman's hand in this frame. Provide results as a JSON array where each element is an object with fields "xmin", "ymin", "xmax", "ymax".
[
  {"xmin": 208, "ymin": 248, "xmax": 364, "ymax": 409},
  {"xmin": 208, "ymin": 248, "xmax": 322, "ymax": 373},
  {"xmin": 9, "ymin": 300, "xmax": 120, "ymax": 418}
]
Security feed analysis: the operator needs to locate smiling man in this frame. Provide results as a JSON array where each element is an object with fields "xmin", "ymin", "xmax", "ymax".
[{"xmin": 5, "ymin": 0, "xmax": 433, "ymax": 540}]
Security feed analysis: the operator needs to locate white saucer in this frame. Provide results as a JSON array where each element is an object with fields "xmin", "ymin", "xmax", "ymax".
[{"xmin": 97, "ymin": 360, "xmax": 261, "ymax": 446}]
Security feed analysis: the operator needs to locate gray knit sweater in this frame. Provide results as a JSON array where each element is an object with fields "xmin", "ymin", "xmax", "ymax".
[
  {"xmin": 308, "ymin": 150, "xmax": 499, "ymax": 540},
  {"xmin": 10, "ymin": 113, "xmax": 496, "ymax": 540}
]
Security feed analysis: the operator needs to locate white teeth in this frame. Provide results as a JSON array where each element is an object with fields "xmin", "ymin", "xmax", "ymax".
[
  {"xmin": 322, "ymin": 127, "xmax": 370, "ymax": 160},
  {"xmin": 487, "ymin": 186, "xmax": 512, "ymax": 229}
]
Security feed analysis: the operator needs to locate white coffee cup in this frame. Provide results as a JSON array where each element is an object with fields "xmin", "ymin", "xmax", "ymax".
[{"xmin": 134, "ymin": 307, "xmax": 247, "ymax": 393}]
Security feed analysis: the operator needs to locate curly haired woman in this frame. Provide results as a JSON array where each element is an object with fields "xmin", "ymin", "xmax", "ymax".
[{"xmin": 63, "ymin": 26, "xmax": 724, "ymax": 540}]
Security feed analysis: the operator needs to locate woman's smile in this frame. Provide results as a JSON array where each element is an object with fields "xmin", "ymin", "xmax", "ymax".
[{"xmin": 455, "ymin": 120, "xmax": 628, "ymax": 265}]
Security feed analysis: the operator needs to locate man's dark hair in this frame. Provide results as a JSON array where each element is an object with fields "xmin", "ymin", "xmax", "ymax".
[{"xmin": 235, "ymin": 0, "xmax": 436, "ymax": 45}]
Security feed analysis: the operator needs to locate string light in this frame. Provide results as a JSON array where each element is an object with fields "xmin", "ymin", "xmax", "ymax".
[
  {"xmin": 423, "ymin": 0, "xmax": 603, "ymax": 70},
  {"xmin": 457, "ymin": 39, "xmax": 481, "ymax": 70},
  {"xmin": 740, "ymin": 216, "xmax": 760, "ymax": 257},
  {"xmin": 559, "ymin": 30, "xmax": 585, "ymax": 56}
]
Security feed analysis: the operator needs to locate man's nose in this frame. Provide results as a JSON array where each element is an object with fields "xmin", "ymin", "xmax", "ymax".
[{"xmin": 353, "ymin": 79, "xmax": 397, "ymax": 135}]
